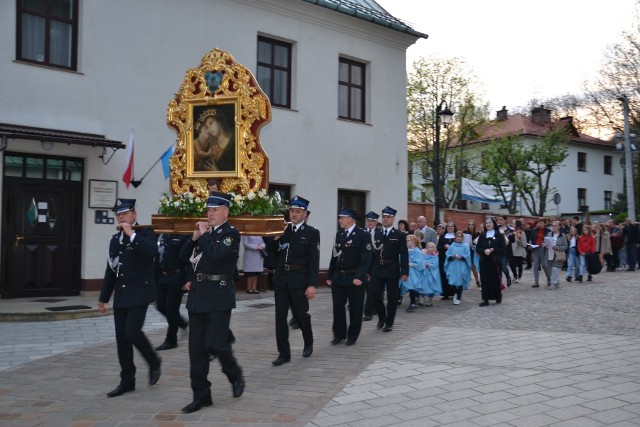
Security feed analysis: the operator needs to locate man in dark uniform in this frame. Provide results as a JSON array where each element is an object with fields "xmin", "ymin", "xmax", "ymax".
[
  {"xmin": 97, "ymin": 198, "xmax": 162, "ymax": 398},
  {"xmin": 154, "ymin": 233, "xmax": 190, "ymax": 350},
  {"xmin": 362, "ymin": 211, "xmax": 378, "ymax": 321},
  {"xmin": 179, "ymin": 192, "xmax": 245, "ymax": 414},
  {"xmin": 268, "ymin": 195, "xmax": 320, "ymax": 366},
  {"xmin": 327, "ymin": 208, "xmax": 372, "ymax": 345},
  {"xmin": 370, "ymin": 206, "xmax": 408, "ymax": 332}
]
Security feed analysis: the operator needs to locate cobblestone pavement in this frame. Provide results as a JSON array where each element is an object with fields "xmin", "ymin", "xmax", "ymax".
[{"xmin": 0, "ymin": 269, "xmax": 639, "ymax": 426}]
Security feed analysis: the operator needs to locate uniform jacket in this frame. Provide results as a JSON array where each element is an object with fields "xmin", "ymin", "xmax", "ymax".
[
  {"xmin": 155, "ymin": 234, "xmax": 190, "ymax": 286},
  {"xmin": 327, "ymin": 226, "xmax": 372, "ymax": 285},
  {"xmin": 99, "ymin": 226, "xmax": 158, "ymax": 309},
  {"xmin": 268, "ymin": 222, "xmax": 320, "ymax": 288},
  {"xmin": 370, "ymin": 227, "xmax": 409, "ymax": 278},
  {"xmin": 179, "ymin": 221, "xmax": 240, "ymax": 313}
]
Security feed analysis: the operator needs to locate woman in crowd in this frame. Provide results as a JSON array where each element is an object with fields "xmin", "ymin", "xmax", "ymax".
[
  {"xmin": 509, "ymin": 220, "xmax": 528, "ymax": 284},
  {"xmin": 546, "ymin": 220, "xmax": 568, "ymax": 290},
  {"xmin": 463, "ymin": 219, "xmax": 481, "ymax": 288},
  {"xmin": 577, "ymin": 224, "xmax": 596, "ymax": 282},
  {"xmin": 437, "ymin": 221, "xmax": 457, "ymax": 300},
  {"xmin": 476, "ymin": 217, "xmax": 505, "ymax": 306},
  {"xmin": 397, "ymin": 220, "xmax": 410, "ymax": 234},
  {"xmin": 595, "ymin": 223, "xmax": 612, "ymax": 269},
  {"xmin": 242, "ymin": 235, "xmax": 266, "ymax": 293},
  {"xmin": 444, "ymin": 231, "xmax": 471, "ymax": 305},
  {"xmin": 566, "ymin": 226, "xmax": 579, "ymax": 282}
]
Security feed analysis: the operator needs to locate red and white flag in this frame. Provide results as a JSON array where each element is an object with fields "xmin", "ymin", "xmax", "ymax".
[{"xmin": 122, "ymin": 128, "xmax": 134, "ymax": 188}]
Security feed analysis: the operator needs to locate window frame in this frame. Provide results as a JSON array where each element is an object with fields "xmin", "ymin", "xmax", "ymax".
[
  {"xmin": 578, "ymin": 188, "xmax": 587, "ymax": 210},
  {"xmin": 337, "ymin": 189, "xmax": 366, "ymax": 228},
  {"xmin": 604, "ymin": 155, "xmax": 613, "ymax": 175},
  {"xmin": 257, "ymin": 36, "xmax": 292, "ymax": 109},
  {"xmin": 16, "ymin": 0, "xmax": 79, "ymax": 71},
  {"xmin": 338, "ymin": 57, "xmax": 366, "ymax": 123},
  {"xmin": 577, "ymin": 152, "xmax": 587, "ymax": 172},
  {"xmin": 604, "ymin": 191, "xmax": 612, "ymax": 210}
]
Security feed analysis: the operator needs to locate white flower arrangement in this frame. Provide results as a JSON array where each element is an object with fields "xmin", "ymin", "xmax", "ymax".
[
  {"xmin": 157, "ymin": 190, "xmax": 284, "ymax": 217},
  {"xmin": 157, "ymin": 192, "xmax": 206, "ymax": 217}
]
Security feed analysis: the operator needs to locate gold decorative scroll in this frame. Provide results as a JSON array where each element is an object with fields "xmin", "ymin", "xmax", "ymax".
[{"xmin": 167, "ymin": 48, "xmax": 271, "ymax": 198}]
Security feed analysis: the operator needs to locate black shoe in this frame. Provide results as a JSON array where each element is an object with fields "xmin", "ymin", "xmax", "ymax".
[
  {"xmin": 506, "ymin": 277, "xmax": 511, "ymax": 287},
  {"xmin": 181, "ymin": 397, "xmax": 213, "ymax": 413},
  {"xmin": 496, "ymin": 298, "xmax": 502, "ymax": 304},
  {"xmin": 208, "ymin": 352, "xmax": 216, "ymax": 362},
  {"xmin": 363, "ymin": 315, "xmax": 372, "ymax": 321},
  {"xmin": 376, "ymin": 320, "xmax": 385, "ymax": 329},
  {"xmin": 178, "ymin": 318, "xmax": 188, "ymax": 329},
  {"xmin": 397, "ymin": 297, "xmax": 403, "ymax": 306},
  {"xmin": 441, "ymin": 296, "xmax": 450, "ymax": 300},
  {"xmin": 479, "ymin": 300, "xmax": 489, "ymax": 307},
  {"xmin": 576, "ymin": 276, "xmax": 583, "ymax": 282},
  {"xmin": 232, "ymin": 377, "xmax": 245, "ymax": 398},
  {"xmin": 330, "ymin": 338, "xmax": 344, "ymax": 345},
  {"xmin": 106, "ymin": 383, "xmax": 135, "ymax": 398},
  {"xmin": 149, "ymin": 358, "xmax": 161, "ymax": 385},
  {"xmin": 587, "ymin": 275, "xmax": 592, "ymax": 281},
  {"xmin": 566, "ymin": 277, "xmax": 572, "ymax": 282},
  {"xmin": 155, "ymin": 341, "xmax": 177, "ymax": 351},
  {"xmin": 303, "ymin": 345, "xmax": 313, "ymax": 357},
  {"xmin": 532, "ymin": 284, "xmax": 540, "ymax": 288},
  {"xmin": 345, "ymin": 340, "xmax": 356, "ymax": 346},
  {"xmin": 383, "ymin": 326, "xmax": 393, "ymax": 332},
  {"xmin": 290, "ymin": 321, "xmax": 300, "ymax": 330},
  {"xmin": 272, "ymin": 356, "xmax": 290, "ymax": 366}
]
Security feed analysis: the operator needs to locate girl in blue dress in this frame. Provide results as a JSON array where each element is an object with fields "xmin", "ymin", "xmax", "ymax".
[
  {"xmin": 444, "ymin": 231, "xmax": 471, "ymax": 305},
  {"xmin": 401, "ymin": 234, "xmax": 426, "ymax": 312},
  {"xmin": 420, "ymin": 242, "xmax": 442, "ymax": 306}
]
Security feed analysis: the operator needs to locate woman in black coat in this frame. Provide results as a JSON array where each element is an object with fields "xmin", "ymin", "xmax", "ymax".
[{"xmin": 476, "ymin": 217, "xmax": 505, "ymax": 306}]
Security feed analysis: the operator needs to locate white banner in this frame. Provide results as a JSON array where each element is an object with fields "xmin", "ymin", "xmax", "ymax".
[{"xmin": 461, "ymin": 177, "xmax": 511, "ymax": 204}]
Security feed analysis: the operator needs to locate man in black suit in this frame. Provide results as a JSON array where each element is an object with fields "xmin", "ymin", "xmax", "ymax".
[
  {"xmin": 98, "ymin": 198, "xmax": 162, "ymax": 398},
  {"xmin": 269, "ymin": 195, "xmax": 320, "ymax": 366},
  {"xmin": 327, "ymin": 208, "xmax": 372, "ymax": 345},
  {"xmin": 370, "ymin": 206, "xmax": 408, "ymax": 332},
  {"xmin": 179, "ymin": 192, "xmax": 245, "ymax": 414},
  {"xmin": 362, "ymin": 211, "xmax": 378, "ymax": 321},
  {"xmin": 154, "ymin": 234, "xmax": 190, "ymax": 351}
]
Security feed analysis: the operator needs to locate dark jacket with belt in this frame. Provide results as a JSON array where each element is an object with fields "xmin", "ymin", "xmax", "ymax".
[
  {"xmin": 268, "ymin": 222, "xmax": 320, "ymax": 289},
  {"xmin": 155, "ymin": 234, "xmax": 190, "ymax": 286},
  {"xmin": 179, "ymin": 221, "xmax": 239, "ymax": 313},
  {"xmin": 370, "ymin": 227, "xmax": 409, "ymax": 278},
  {"xmin": 99, "ymin": 226, "xmax": 158, "ymax": 309},
  {"xmin": 327, "ymin": 226, "xmax": 372, "ymax": 285}
]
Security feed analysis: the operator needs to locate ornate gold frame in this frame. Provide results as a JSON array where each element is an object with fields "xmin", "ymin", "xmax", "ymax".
[{"xmin": 167, "ymin": 48, "xmax": 271, "ymax": 199}]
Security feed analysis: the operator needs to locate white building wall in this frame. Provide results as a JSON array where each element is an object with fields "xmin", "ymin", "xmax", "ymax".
[{"xmin": 0, "ymin": 0, "xmax": 416, "ymax": 280}]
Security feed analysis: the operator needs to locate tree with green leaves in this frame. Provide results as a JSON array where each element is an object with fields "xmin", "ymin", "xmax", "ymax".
[
  {"xmin": 480, "ymin": 128, "xmax": 570, "ymax": 216},
  {"xmin": 407, "ymin": 56, "xmax": 488, "ymax": 208}
]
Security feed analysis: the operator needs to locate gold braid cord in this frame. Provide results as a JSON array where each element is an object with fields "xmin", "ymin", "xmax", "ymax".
[{"xmin": 167, "ymin": 48, "xmax": 271, "ymax": 198}]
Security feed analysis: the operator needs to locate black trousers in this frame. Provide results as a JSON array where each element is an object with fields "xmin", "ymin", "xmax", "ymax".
[
  {"xmin": 363, "ymin": 278, "xmax": 375, "ymax": 317},
  {"xmin": 156, "ymin": 282, "xmax": 187, "ymax": 344},
  {"xmin": 372, "ymin": 276, "xmax": 400, "ymax": 327},
  {"xmin": 331, "ymin": 283, "xmax": 365, "ymax": 342},
  {"xmin": 188, "ymin": 309, "xmax": 242, "ymax": 401},
  {"xmin": 113, "ymin": 305, "xmax": 160, "ymax": 386},
  {"xmin": 274, "ymin": 285, "xmax": 313, "ymax": 359}
]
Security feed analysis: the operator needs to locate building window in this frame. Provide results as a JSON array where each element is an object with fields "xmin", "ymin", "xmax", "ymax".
[
  {"xmin": 604, "ymin": 155, "xmax": 612, "ymax": 175},
  {"xmin": 16, "ymin": 0, "xmax": 79, "ymax": 70},
  {"xmin": 338, "ymin": 189, "xmax": 366, "ymax": 228},
  {"xmin": 268, "ymin": 183, "xmax": 291, "ymax": 206},
  {"xmin": 577, "ymin": 152, "xmax": 587, "ymax": 171},
  {"xmin": 481, "ymin": 203, "xmax": 490, "ymax": 210},
  {"xmin": 338, "ymin": 58, "xmax": 366, "ymax": 122},
  {"xmin": 4, "ymin": 152, "xmax": 83, "ymax": 181},
  {"xmin": 604, "ymin": 191, "xmax": 612, "ymax": 210},
  {"xmin": 578, "ymin": 188, "xmax": 586, "ymax": 210},
  {"xmin": 257, "ymin": 36, "xmax": 292, "ymax": 108}
]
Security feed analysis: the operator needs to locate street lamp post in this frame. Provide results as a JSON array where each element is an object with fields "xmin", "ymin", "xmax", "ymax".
[
  {"xmin": 432, "ymin": 101, "xmax": 454, "ymax": 227},
  {"xmin": 619, "ymin": 96, "xmax": 637, "ymax": 221}
]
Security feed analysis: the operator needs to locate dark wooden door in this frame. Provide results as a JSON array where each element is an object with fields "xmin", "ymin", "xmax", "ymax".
[{"xmin": 1, "ymin": 179, "xmax": 82, "ymax": 298}]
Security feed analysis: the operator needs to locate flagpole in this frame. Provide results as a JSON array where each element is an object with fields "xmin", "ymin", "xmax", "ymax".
[{"xmin": 130, "ymin": 157, "xmax": 162, "ymax": 188}]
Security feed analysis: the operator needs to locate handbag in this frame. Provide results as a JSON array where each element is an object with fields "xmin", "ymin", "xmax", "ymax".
[
  {"xmin": 586, "ymin": 253, "xmax": 602, "ymax": 275},
  {"xmin": 553, "ymin": 249, "xmax": 566, "ymax": 262}
]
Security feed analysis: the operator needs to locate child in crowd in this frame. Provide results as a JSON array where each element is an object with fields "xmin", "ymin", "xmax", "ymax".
[
  {"xmin": 401, "ymin": 234, "xmax": 426, "ymax": 313},
  {"xmin": 420, "ymin": 242, "xmax": 442, "ymax": 306},
  {"xmin": 444, "ymin": 231, "xmax": 471, "ymax": 305}
]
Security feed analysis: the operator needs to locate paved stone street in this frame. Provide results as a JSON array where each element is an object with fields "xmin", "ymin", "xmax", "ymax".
[{"xmin": 1, "ymin": 269, "xmax": 639, "ymax": 426}]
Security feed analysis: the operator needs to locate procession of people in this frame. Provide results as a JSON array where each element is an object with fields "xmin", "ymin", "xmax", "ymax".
[{"xmin": 98, "ymin": 194, "xmax": 639, "ymax": 413}]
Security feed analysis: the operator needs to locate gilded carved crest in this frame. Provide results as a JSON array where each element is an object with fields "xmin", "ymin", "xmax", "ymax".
[{"xmin": 167, "ymin": 48, "xmax": 271, "ymax": 198}]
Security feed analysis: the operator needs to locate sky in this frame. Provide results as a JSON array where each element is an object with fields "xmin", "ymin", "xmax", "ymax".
[{"xmin": 377, "ymin": 0, "xmax": 638, "ymax": 116}]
